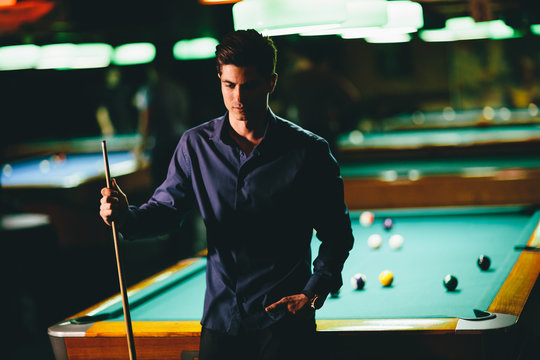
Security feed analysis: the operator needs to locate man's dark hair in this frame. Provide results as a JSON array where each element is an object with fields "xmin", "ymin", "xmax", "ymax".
[{"xmin": 215, "ymin": 29, "xmax": 277, "ymax": 80}]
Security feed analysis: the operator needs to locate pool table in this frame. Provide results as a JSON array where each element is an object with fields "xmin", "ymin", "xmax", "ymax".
[
  {"xmin": 1, "ymin": 150, "xmax": 152, "ymax": 246},
  {"xmin": 48, "ymin": 205, "xmax": 540, "ymax": 360},
  {"xmin": 341, "ymin": 155, "xmax": 540, "ymax": 209},
  {"xmin": 337, "ymin": 123, "xmax": 540, "ymax": 162}
]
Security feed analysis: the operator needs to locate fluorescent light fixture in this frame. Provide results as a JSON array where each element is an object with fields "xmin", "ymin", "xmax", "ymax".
[
  {"xmin": 420, "ymin": 16, "xmax": 518, "ymax": 42},
  {"xmin": 0, "ymin": 44, "xmax": 40, "ymax": 70},
  {"xmin": 233, "ymin": 0, "xmax": 347, "ymax": 36},
  {"xmin": 302, "ymin": 0, "xmax": 388, "ymax": 36},
  {"xmin": 532, "ymin": 24, "xmax": 540, "ymax": 35},
  {"xmin": 112, "ymin": 43, "xmax": 156, "ymax": 65},
  {"xmin": 173, "ymin": 37, "xmax": 219, "ymax": 60},
  {"xmin": 71, "ymin": 43, "xmax": 113, "ymax": 69},
  {"xmin": 418, "ymin": 29, "xmax": 454, "ymax": 42},
  {"xmin": 338, "ymin": 1, "xmax": 422, "ymax": 40},
  {"xmin": 37, "ymin": 43, "xmax": 77, "ymax": 69},
  {"xmin": 384, "ymin": 0, "xmax": 423, "ymax": 33},
  {"xmin": 365, "ymin": 32, "xmax": 412, "ymax": 43}
]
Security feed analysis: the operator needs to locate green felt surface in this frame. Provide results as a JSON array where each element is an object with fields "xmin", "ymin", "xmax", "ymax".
[
  {"xmin": 318, "ymin": 206, "xmax": 538, "ymax": 320},
  {"xmin": 338, "ymin": 124, "xmax": 540, "ymax": 149},
  {"xmin": 339, "ymin": 155, "xmax": 540, "ymax": 178}
]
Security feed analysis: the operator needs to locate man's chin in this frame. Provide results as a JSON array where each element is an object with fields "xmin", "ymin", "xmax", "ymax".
[{"xmin": 231, "ymin": 111, "xmax": 248, "ymax": 122}]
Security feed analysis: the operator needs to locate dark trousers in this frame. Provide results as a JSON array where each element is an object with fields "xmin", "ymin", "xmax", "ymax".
[{"xmin": 198, "ymin": 318, "xmax": 317, "ymax": 360}]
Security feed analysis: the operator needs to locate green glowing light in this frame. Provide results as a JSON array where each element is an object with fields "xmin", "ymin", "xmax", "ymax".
[
  {"xmin": 384, "ymin": 0, "xmax": 423, "ymax": 33},
  {"xmin": 304, "ymin": 0, "xmax": 423, "ymax": 40},
  {"xmin": 0, "ymin": 44, "xmax": 40, "ymax": 70},
  {"xmin": 420, "ymin": 16, "xmax": 519, "ymax": 42},
  {"xmin": 173, "ymin": 37, "xmax": 219, "ymax": 60},
  {"xmin": 301, "ymin": 0, "xmax": 388, "ymax": 36},
  {"xmin": 530, "ymin": 24, "xmax": 540, "ymax": 35},
  {"xmin": 71, "ymin": 43, "xmax": 113, "ymax": 69},
  {"xmin": 112, "ymin": 43, "xmax": 156, "ymax": 65},
  {"xmin": 418, "ymin": 29, "xmax": 454, "ymax": 42},
  {"xmin": 365, "ymin": 32, "xmax": 411, "ymax": 43},
  {"xmin": 37, "ymin": 43, "xmax": 77, "ymax": 69},
  {"xmin": 233, "ymin": 0, "xmax": 347, "ymax": 36}
]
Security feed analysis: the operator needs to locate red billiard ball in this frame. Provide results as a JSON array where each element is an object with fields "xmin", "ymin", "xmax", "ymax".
[
  {"xmin": 383, "ymin": 218, "xmax": 393, "ymax": 231},
  {"xmin": 443, "ymin": 274, "xmax": 458, "ymax": 291},
  {"xmin": 477, "ymin": 255, "xmax": 491, "ymax": 271},
  {"xmin": 360, "ymin": 211, "xmax": 375, "ymax": 227}
]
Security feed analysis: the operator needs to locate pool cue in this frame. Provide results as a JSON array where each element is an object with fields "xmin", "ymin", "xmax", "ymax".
[{"xmin": 101, "ymin": 140, "xmax": 137, "ymax": 360}]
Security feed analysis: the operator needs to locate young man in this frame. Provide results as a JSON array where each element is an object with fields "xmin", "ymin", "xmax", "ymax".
[{"xmin": 100, "ymin": 29, "xmax": 354, "ymax": 360}]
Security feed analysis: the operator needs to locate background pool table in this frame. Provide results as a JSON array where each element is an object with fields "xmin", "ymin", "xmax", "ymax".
[
  {"xmin": 48, "ymin": 205, "xmax": 540, "ymax": 360},
  {"xmin": 335, "ymin": 123, "xmax": 540, "ymax": 210},
  {"xmin": 341, "ymin": 155, "xmax": 540, "ymax": 209},
  {"xmin": 1, "ymin": 149, "xmax": 152, "ymax": 247}
]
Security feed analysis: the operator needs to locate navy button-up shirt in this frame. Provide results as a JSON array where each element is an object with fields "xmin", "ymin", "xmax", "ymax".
[{"xmin": 121, "ymin": 109, "xmax": 354, "ymax": 334}]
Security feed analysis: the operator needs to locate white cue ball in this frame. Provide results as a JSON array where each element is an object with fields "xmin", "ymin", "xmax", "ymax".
[
  {"xmin": 367, "ymin": 234, "xmax": 383, "ymax": 249},
  {"xmin": 389, "ymin": 234, "xmax": 404, "ymax": 250}
]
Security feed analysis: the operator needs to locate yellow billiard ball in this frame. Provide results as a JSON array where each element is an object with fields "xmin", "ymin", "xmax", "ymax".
[{"xmin": 379, "ymin": 270, "xmax": 394, "ymax": 287}]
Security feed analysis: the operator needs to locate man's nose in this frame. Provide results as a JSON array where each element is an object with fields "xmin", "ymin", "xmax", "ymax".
[{"xmin": 234, "ymin": 86, "xmax": 246, "ymax": 102}]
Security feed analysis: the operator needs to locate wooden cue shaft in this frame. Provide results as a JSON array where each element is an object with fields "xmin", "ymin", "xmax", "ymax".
[{"xmin": 101, "ymin": 140, "xmax": 137, "ymax": 360}]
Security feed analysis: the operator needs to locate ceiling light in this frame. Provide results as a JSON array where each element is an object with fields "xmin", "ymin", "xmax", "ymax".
[
  {"xmin": 70, "ymin": 43, "xmax": 113, "ymax": 69},
  {"xmin": 0, "ymin": 44, "xmax": 39, "ymax": 70},
  {"xmin": 173, "ymin": 37, "xmax": 219, "ymax": 60},
  {"xmin": 365, "ymin": 32, "xmax": 412, "ymax": 43},
  {"xmin": 112, "ymin": 43, "xmax": 156, "ymax": 65},
  {"xmin": 301, "ymin": 0, "xmax": 388, "ymax": 36},
  {"xmin": 233, "ymin": 0, "xmax": 347, "ymax": 36},
  {"xmin": 37, "ymin": 43, "xmax": 76, "ymax": 69},
  {"xmin": 420, "ymin": 16, "xmax": 518, "ymax": 42}
]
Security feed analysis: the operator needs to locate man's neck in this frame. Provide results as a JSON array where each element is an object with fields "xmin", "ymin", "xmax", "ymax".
[{"xmin": 228, "ymin": 111, "xmax": 267, "ymax": 155}]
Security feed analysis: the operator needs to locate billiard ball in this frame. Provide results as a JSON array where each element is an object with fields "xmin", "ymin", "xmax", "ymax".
[
  {"xmin": 443, "ymin": 274, "xmax": 458, "ymax": 291},
  {"xmin": 367, "ymin": 234, "xmax": 383, "ymax": 249},
  {"xmin": 383, "ymin": 218, "xmax": 393, "ymax": 231},
  {"xmin": 477, "ymin": 255, "xmax": 491, "ymax": 271},
  {"xmin": 379, "ymin": 270, "xmax": 393, "ymax": 287},
  {"xmin": 360, "ymin": 211, "xmax": 375, "ymax": 227},
  {"xmin": 351, "ymin": 273, "xmax": 367, "ymax": 290},
  {"xmin": 389, "ymin": 234, "xmax": 404, "ymax": 250}
]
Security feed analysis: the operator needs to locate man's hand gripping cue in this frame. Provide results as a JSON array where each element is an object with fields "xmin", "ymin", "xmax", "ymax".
[{"xmin": 100, "ymin": 178, "xmax": 129, "ymax": 227}]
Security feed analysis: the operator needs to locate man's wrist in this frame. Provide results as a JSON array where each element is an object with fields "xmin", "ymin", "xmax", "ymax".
[
  {"xmin": 301, "ymin": 290, "xmax": 314, "ymax": 300},
  {"xmin": 301, "ymin": 290, "xmax": 322, "ymax": 309}
]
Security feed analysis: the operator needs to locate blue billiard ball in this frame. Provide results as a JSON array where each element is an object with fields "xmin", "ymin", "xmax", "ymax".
[
  {"xmin": 383, "ymin": 218, "xmax": 393, "ymax": 231},
  {"xmin": 351, "ymin": 273, "xmax": 367, "ymax": 290}
]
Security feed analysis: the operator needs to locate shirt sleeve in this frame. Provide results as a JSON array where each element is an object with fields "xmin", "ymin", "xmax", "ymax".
[
  {"xmin": 302, "ymin": 138, "xmax": 354, "ymax": 304},
  {"xmin": 119, "ymin": 135, "xmax": 195, "ymax": 240}
]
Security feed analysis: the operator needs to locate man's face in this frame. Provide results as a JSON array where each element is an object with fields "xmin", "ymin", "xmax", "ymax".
[{"xmin": 219, "ymin": 64, "xmax": 277, "ymax": 123}]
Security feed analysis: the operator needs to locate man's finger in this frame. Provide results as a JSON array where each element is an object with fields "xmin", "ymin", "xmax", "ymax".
[{"xmin": 265, "ymin": 297, "xmax": 288, "ymax": 312}]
